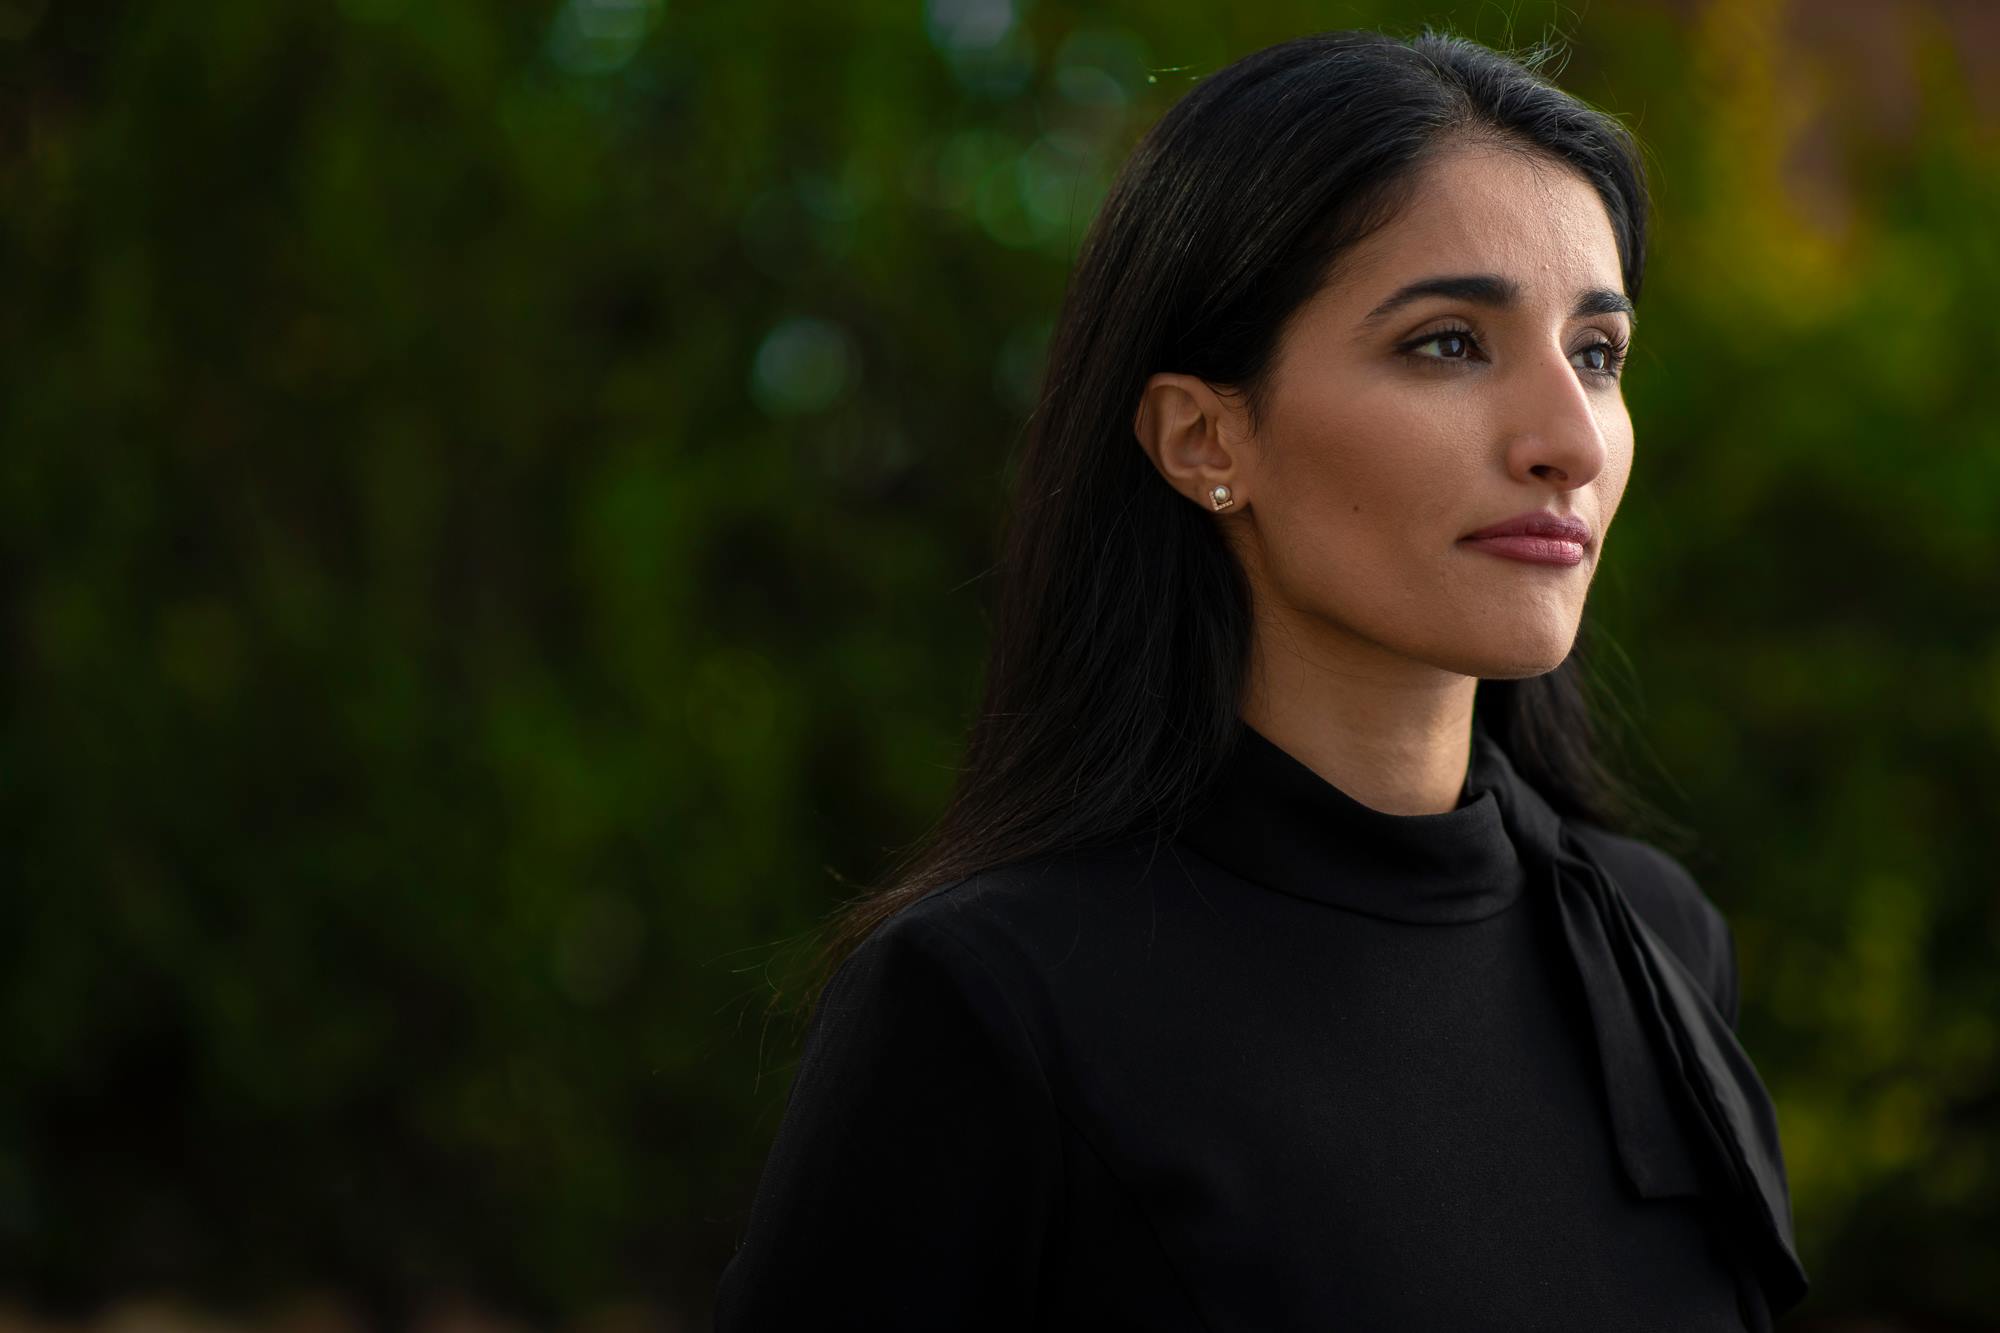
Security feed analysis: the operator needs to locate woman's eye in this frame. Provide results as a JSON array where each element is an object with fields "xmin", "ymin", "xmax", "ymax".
[
  {"xmin": 1409, "ymin": 329, "xmax": 1476, "ymax": 360},
  {"xmin": 1573, "ymin": 339, "xmax": 1628, "ymax": 378}
]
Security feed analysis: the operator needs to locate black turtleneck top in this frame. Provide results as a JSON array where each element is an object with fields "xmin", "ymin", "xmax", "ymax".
[{"xmin": 712, "ymin": 716, "xmax": 1808, "ymax": 1330}]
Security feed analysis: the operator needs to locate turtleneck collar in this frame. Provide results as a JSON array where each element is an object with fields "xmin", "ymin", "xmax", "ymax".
[{"xmin": 1173, "ymin": 711, "xmax": 1527, "ymax": 925}]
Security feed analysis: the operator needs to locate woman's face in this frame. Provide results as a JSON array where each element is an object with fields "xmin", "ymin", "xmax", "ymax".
[{"xmin": 1215, "ymin": 142, "xmax": 1635, "ymax": 682}]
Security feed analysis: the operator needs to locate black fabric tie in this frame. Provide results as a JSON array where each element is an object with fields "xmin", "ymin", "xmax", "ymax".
[{"xmin": 1492, "ymin": 748, "xmax": 1811, "ymax": 1318}]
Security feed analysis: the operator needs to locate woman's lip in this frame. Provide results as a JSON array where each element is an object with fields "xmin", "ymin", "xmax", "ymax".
[
  {"xmin": 1459, "ymin": 534, "xmax": 1588, "ymax": 566},
  {"xmin": 1461, "ymin": 511, "xmax": 1593, "ymax": 544}
]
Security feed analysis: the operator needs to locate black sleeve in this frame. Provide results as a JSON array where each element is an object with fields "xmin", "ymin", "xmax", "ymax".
[
  {"xmin": 1712, "ymin": 910, "xmax": 1742, "ymax": 1032},
  {"xmin": 712, "ymin": 911, "xmax": 1063, "ymax": 1330}
]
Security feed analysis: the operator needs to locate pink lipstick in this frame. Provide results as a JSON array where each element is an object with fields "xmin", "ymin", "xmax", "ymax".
[{"xmin": 1458, "ymin": 510, "xmax": 1592, "ymax": 566}]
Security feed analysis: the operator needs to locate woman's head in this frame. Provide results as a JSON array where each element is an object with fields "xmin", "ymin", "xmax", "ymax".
[
  {"xmin": 1136, "ymin": 138, "xmax": 1635, "ymax": 697},
  {"xmin": 804, "ymin": 27, "xmax": 1674, "ymax": 1006}
]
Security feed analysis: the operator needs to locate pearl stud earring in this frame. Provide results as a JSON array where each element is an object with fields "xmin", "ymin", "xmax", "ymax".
[{"xmin": 1209, "ymin": 484, "xmax": 1235, "ymax": 512}]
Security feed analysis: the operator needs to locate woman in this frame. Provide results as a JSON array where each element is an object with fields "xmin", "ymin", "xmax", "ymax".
[{"xmin": 714, "ymin": 27, "xmax": 1808, "ymax": 1331}]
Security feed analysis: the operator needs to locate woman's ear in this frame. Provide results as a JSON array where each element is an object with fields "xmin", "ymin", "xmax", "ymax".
[{"xmin": 1133, "ymin": 372, "xmax": 1250, "ymax": 512}]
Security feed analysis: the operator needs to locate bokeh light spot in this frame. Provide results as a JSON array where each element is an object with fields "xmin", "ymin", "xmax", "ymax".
[
  {"xmin": 750, "ymin": 316, "xmax": 859, "ymax": 416},
  {"xmin": 924, "ymin": 0, "xmax": 1015, "ymax": 53},
  {"xmin": 546, "ymin": 0, "xmax": 661, "ymax": 76}
]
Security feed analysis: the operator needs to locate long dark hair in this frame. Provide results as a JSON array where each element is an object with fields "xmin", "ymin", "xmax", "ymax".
[{"xmin": 792, "ymin": 26, "xmax": 1683, "ymax": 1022}]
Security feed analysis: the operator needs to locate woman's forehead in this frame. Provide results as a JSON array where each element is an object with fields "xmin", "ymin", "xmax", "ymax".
[{"xmin": 1325, "ymin": 147, "xmax": 1625, "ymax": 312}]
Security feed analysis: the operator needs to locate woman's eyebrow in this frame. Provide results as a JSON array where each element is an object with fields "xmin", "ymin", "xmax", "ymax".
[{"xmin": 1357, "ymin": 273, "xmax": 1636, "ymax": 329}]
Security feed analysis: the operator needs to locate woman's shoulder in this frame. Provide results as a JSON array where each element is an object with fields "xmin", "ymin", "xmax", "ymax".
[
  {"xmin": 1564, "ymin": 821, "xmax": 1739, "ymax": 1025},
  {"xmin": 812, "ymin": 842, "xmax": 1171, "ymax": 1075},
  {"xmin": 849, "ymin": 837, "xmax": 1200, "ymax": 1010}
]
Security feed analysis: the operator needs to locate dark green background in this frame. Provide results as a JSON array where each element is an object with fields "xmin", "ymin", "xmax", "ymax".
[{"xmin": 3, "ymin": 0, "xmax": 1996, "ymax": 1327}]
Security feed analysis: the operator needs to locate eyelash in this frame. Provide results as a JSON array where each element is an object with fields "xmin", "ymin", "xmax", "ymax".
[{"xmin": 1399, "ymin": 324, "xmax": 1630, "ymax": 381}]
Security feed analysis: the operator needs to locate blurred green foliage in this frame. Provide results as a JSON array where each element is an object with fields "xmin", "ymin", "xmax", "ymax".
[{"xmin": 1, "ymin": 0, "xmax": 1995, "ymax": 1325}]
